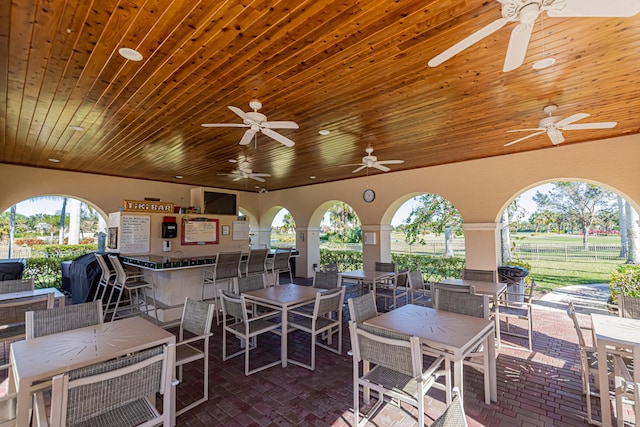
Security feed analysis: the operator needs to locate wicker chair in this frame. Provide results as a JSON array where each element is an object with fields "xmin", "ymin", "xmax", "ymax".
[
  {"xmin": 174, "ymin": 298, "xmax": 215, "ymax": 416},
  {"xmin": 26, "ymin": 301, "xmax": 103, "ymax": 340},
  {"xmin": 0, "ymin": 363, "xmax": 16, "ymax": 427},
  {"xmin": 349, "ymin": 321, "xmax": 450, "ymax": 427},
  {"xmin": 462, "ymin": 268, "xmax": 498, "ymax": 282},
  {"xmin": 431, "ymin": 387, "xmax": 468, "ymax": 427},
  {"xmin": 107, "ymin": 254, "xmax": 157, "ymax": 322},
  {"xmin": 266, "ymin": 248, "xmax": 293, "ymax": 285},
  {"xmin": 0, "ymin": 278, "xmax": 34, "ymax": 294},
  {"xmin": 243, "ymin": 248, "xmax": 269, "ymax": 277},
  {"xmin": 202, "ymin": 251, "xmax": 242, "ymax": 324},
  {"xmin": 347, "ymin": 292, "xmax": 378, "ymax": 323},
  {"xmin": 312, "ymin": 271, "xmax": 340, "ymax": 289},
  {"xmin": 219, "ymin": 290, "xmax": 282, "ymax": 375},
  {"xmin": 498, "ymin": 279, "xmax": 536, "ymax": 351},
  {"xmin": 288, "ymin": 287, "xmax": 345, "ymax": 370},
  {"xmin": 407, "ymin": 271, "xmax": 431, "ymax": 306},
  {"xmin": 33, "ymin": 345, "xmax": 173, "ymax": 427},
  {"xmin": 0, "ymin": 293, "xmax": 55, "ymax": 346},
  {"xmin": 618, "ymin": 294, "xmax": 640, "ymax": 319}
]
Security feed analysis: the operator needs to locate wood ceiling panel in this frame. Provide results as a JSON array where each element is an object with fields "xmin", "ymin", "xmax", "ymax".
[{"xmin": 3, "ymin": 0, "xmax": 640, "ymax": 191}]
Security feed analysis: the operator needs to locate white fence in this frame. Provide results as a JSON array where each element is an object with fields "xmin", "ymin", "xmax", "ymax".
[{"xmin": 514, "ymin": 243, "xmax": 623, "ymax": 261}]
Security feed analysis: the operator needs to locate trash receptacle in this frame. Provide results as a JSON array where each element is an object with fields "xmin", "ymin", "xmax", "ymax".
[{"xmin": 498, "ymin": 265, "xmax": 529, "ymax": 302}]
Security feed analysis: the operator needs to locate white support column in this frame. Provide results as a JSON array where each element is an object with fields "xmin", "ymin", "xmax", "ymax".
[
  {"xmin": 361, "ymin": 224, "xmax": 392, "ymax": 270},
  {"xmin": 461, "ymin": 222, "xmax": 502, "ymax": 270},
  {"xmin": 295, "ymin": 226, "xmax": 321, "ymax": 278}
]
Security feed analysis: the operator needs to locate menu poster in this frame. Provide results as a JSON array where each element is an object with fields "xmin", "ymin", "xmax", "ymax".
[
  {"xmin": 182, "ymin": 217, "xmax": 218, "ymax": 245},
  {"xmin": 232, "ymin": 220, "xmax": 250, "ymax": 241},
  {"xmin": 120, "ymin": 215, "xmax": 150, "ymax": 254}
]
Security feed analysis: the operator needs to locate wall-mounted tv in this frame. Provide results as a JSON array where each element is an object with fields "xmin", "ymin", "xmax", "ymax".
[{"xmin": 203, "ymin": 191, "xmax": 237, "ymax": 215}]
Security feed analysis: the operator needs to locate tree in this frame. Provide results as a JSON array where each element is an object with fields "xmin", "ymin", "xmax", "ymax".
[
  {"xmin": 280, "ymin": 211, "xmax": 295, "ymax": 234},
  {"xmin": 403, "ymin": 194, "xmax": 462, "ymax": 257},
  {"xmin": 327, "ymin": 203, "xmax": 361, "ymax": 243},
  {"xmin": 533, "ymin": 182, "xmax": 615, "ymax": 250}
]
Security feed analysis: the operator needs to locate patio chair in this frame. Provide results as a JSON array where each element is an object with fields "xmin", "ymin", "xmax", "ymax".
[
  {"xmin": 33, "ymin": 344, "xmax": 173, "ymax": 427},
  {"xmin": 347, "ymin": 291, "xmax": 378, "ymax": 323},
  {"xmin": 93, "ymin": 253, "xmax": 116, "ymax": 309},
  {"xmin": 242, "ymin": 248, "xmax": 269, "ymax": 277},
  {"xmin": 312, "ymin": 270, "xmax": 340, "ymax": 289},
  {"xmin": 377, "ymin": 270, "xmax": 409, "ymax": 311},
  {"xmin": 613, "ymin": 342, "xmax": 640, "ymax": 427},
  {"xmin": 237, "ymin": 274, "xmax": 267, "ymax": 293},
  {"xmin": 0, "ymin": 363, "xmax": 16, "ymax": 427},
  {"xmin": 618, "ymin": 294, "xmax": 640, "ymax": 319},
  {"xmin": 107, "ymin": 255, "xmax": 158, "ymax": 322},
  {"xmin": 202, "ymin": 251, "xmax": 243, "ymax": 324},
  {"xmin": 430, "ymin": 282, "xmax": 474, "ymax": 310},
  {"xmin": 0, "ymin": 278, "xmax": 34, "ymax": 294},
  {"xmin": 289, "ymin": 287, "xmax": 345, "ymax": 370},
  {"xmin": 349, "ymin": 321, "xmax": 450, "ymax": 427},
  {"xmin": 407, "ymin": 270, "xmax": 431, "ymax": 306},
  {"xmin": 431, "ymin": 387, "xmax": 468, "ymax": 427},
  {"xmin": 0, "ymin": 293, "xmax": 55, "ymax": 346},
  {"xmin": 462, "ymin": 268, "xmax": 498, "ymax": 282},
  {"xmin": 266, "ymin": 248, "xmax": 293, "ymax": 285},
  {"xmin": 26, "ymin": 300, "xmax": 103, "ymax": 339},
  {"xmin": 174, "ymin": 298, "xmax": 215, "ymax": 416},
  {"xmin": 321, "ymin": 263, "xmax": 339, "ymax": 273},
  {"xmin": 219, "ymin": 290, "xmax": 282, "ymax": 375},
  {"xmin": 498, "ymin": 279, "xmax": 536, "ymax": 351}
]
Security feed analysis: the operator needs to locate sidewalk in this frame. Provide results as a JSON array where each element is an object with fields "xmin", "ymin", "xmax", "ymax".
[{"xmin": 535, "ymin": 283, "xmax": 612, "ymax": 315}]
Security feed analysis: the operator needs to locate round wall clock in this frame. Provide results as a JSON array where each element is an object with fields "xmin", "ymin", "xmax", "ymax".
[{"xmin": 363, "ymin": 189, "xmax": 376, "ymax": 203}]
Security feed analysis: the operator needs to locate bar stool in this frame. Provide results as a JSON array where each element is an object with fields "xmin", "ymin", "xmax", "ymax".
[
  {"xmin": 201, "ymin": 251, "xmax": 242, "ymax": 324},
  {"xmin": 243, "ymin": 248, "xmax": 269, "ymax": 277},
  {"xmin": 93, "ymin": 253, "xmax": 116, "ymax": 311},
  {"xmin": 266, "ymin": 248, "xmax": 293, "ymax": 285},
  {"xmin": 107, "ymin": 254, "xmax": 158, "ymax": 322}
]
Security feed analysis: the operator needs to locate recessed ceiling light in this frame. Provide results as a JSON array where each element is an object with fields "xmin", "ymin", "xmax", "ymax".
[
  {"xmin": 309, "ymin": 176, "xmax": 317, "ymax": 179},
  {"xmin": 532, "ymin": 57, "xmax": 556, "ymax": 70},
  {"xmin": 255, "ymin": 186, "xmax": 261, "ymax": 189},
  {"xmin": 174, "ymin": 175, "xmax": 183, "ymax": 179},
  {"xmin": 48, "ymin": 158, "xmax": 61, "ymax": 163},
  {"xmin": 69, "ymin": 126, "xmax": 84, "ymax": 131},
  {"xmin": 118, "ymin": 47, "xmax": 143, "ymax": 61},
  {"xmin": 318, "ymin": 130, "xmax": 330, "ymax": 135},
  {"xmin": 229, "ymin": 159, "xmax": 238, "ymax": 163}
]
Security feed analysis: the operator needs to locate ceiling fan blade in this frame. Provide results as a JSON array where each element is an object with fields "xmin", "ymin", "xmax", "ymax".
[
  {"xmin": 547, "ymin": 0, "xmax": 640, "ymax": 17},
  {"xmin": 376, "ymin": 160, "xmax": 404, "ymax": 165},
  {"xmin": 504, "ymin": 130, "xmax": 545, "ymax": 147},
  {"xmin": 217, "ymin": 173, "xmax": 233, "ymax": 176},
  {"xmin": 228, "ymin": 106, "xmax": 249, "ymax": 120},
  {"xmin": 251, "ymin": 173, "xmax": 271, "ymax": 177},
  {"xmin": 428, "ymin": 18, "xmax": 508, "ymax": 67},
  {"xmin": 508, "ymin": 127, "xmax": 545, "ymax": 133},
  {"xmin": 263, "ymin": 121, "xmax": 299, "ymax": 129},
  {"xmin": 232, "ymin": 175, "xmax": 242, "ymax": 181},
  {"xmin": 239, "ymin": 129, "xmax": 257, "ymax": 146},
  {"xmin": 503, "ymin": 22, "xmax": 534, "ymax": 72},
  {"xmin": 562, "ymin": 121, "xmax": 618, "ymax": 130},
  {"xmin": 548, "ymin": 129, "xmax": 565, "ymax": 145},
  {"xmin": 201, "ymin": 123, "xmax": 248, "ymax": 128},
  {"xmin": 261, "ymin": 128, "xmax": 295, "ymax": 147},
  {"xmin": 373, "ymin": 163, "xmax": 391, "ymax": 172},
  {"xmin": 250, "ymin": 175, "xmax": 266, "ymax": 182},
  {"xmin": 554, "ymin": 113, "xmax": 590, "ymax": 128},
  {"xmin": 352, "ymin": 165, "xmax": 366, "ymax": 173}
]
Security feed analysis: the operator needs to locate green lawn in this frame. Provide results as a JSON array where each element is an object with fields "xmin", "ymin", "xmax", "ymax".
[{"xmin": 524, "ymin": 258, "xmax": 620, "ymax": 293}]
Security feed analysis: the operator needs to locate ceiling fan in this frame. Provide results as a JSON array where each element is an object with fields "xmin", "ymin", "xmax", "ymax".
[
  {"xmin": 217, "ymin": 158, "xmax": 271, "ymax": 182},
  {"xmin": 202, "ymin": 99, "xmax": 298, "ymax": 147},
  {"xmin": 428, "ymin": 0, "xmax": 640, "ymax": 72},
  {"xmin": 504, "ymin": 104, "xmax": 617, "ymax": 146},
  {"xmin": 345, "ymin": 146, "xmax": 404, "ymax": 173}
]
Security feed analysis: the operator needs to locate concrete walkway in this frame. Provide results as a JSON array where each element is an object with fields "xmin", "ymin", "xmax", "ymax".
[{"xmin": 535, "ymin": 283, "xmax": 612, "ymax": 315}]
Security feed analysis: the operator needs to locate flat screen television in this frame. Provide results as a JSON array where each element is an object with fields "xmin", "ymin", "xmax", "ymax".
[{"xmin": 203, "ymin": 191, "xmax": 237, "ymax": 215}]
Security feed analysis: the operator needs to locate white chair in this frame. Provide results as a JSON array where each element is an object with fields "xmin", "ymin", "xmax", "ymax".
[
  {"xmin": 174, "ymin": 298, "xmax": 215, "ymax": 416},
  {"xmin": 376, "ymin": 270, "xmax": 409, "ymax": 311},
  {"xmin": 26, "ymin": 300, "xmax": 103, "ymax": 339},
  {"xmin": 407, "ymin": 270, "xmax": 431, "ymax": 306},
  {"xmin": 312, "ymin": 270, "xmax": 340, "ymax": 290},
  {"xmin": 33, "ymin": 344, "xmax": 173, "ymax": 427},
  {"xmin": 498, "ymin": 279, "xmax": 536, "ymax": 351},
  {"xmin": 266, "ymin": 248, "xmax": 293, "ymax": 285},
  {"xmin": 431, "ymin": 387, "xmax": 468, "ymax": 427},
  {"xmin": 347, "ymin": 291, "xmax": 378, "ymax": 323},
  {"xmin": 0, "ymin": 363, "xmax": 16, "ymax": 427},
  {"xmin": 613, "ymin": 343, "xmax": 640, "ymax": 427},
  {"xmin": 349, "ymin": 321, "xmax": 450, "ymax": 427},
  {"xmin": 93, "ymin": 253, "xmax": 116, "ymax": 309},
  {"xmin": 243, "ymin": 248, "xmax": 269, "ymax": 277},
  {"xmin": 202, "ymin": 251, "xmax": 242, "ymax": 324},
  {"xmin": 219, "ymin": 290, "xmax": 282, "ymax": 375},
  {"xmin": 288, "ymin": 287, "xmax": 345, "ymax": 370},
  {"xmin": 107, "ymin": 254, "xmax": 157, "ymax": 322}
]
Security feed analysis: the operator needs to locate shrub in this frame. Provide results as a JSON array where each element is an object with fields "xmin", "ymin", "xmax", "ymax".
[
  {"xmin": 320, "ymin": 249, "xmax": 362, "ymax": 271},
  {"xmin": 609, "ymin": 264, "xmax": 640, "ymax": 304},
  {"xmin": 24, "ymin": 255, "xmax": 78, "ymax": 289},
  {"xmin": 30, "ymin": 244, "xmax": 97, "ymax": 258}
]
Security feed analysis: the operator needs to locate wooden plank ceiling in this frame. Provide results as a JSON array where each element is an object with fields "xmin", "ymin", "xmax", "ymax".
[{"xmin": 2, "ymin": 0, "xmax": 639, "ymax": 191}]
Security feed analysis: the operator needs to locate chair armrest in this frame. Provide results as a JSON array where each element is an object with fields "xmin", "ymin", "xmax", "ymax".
[
  {"xmin": 289, "ymin": 309, "xmax": 315, "ymax": 319},
  {"xmin": 177, "ymin": 333, "xmax": 213, "ymax": 346},
  {"xmin": 421, "ymin": 355, "xmax": 447, "ymax": 380},
  {"xmin": 613, "ymin": 354, "xmax": 634, "ymax": 383}
]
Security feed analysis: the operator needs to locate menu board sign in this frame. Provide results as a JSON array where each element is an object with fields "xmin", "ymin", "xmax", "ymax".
[
  {"xmin": 120, "ymin": 215, "xmax": 151, "ymax": 253},
  {"xmin": 181, "ymin": 217, "xmax": 219, "ymax": 245}
]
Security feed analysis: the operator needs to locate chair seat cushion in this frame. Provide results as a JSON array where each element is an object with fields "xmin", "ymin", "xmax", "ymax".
[
  {"xmin": 227, "ymin": 319, "xmax": 279, "ymax": 336},
  {"xmin": 500, "ymin": 306, "xmax": 529, "ymax": 318},
  {"xmin": 362, "ymin": 365, "xmax": 418, "ymax": 399},
  {"xmin": 176, "ymin": 343, "xmax": 204, "ymax": 365},
  {"xmin": 72, "ymin": 398, "xmax": 158, "ymax": 427},
  {"xmin": 289, "ymin": 316, "xmax": 338, "ymax": 332}
]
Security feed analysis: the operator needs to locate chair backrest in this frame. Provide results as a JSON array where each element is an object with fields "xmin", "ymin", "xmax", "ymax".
[
  {"xmin": 523, "ymin": 279, "xmax": 536, "ymax": 304},
  {"xmin": 94, "ymin": 253, "xmax": 114, "ymax": 283},
  {"xmin": 618, "ymin": 294, "xmax": 640, "ymax": 319},
  {"xmin": 434, "ymin": 287, "xmax": 489, "ymax": 319},
  {"xmin": 107, "ymin": 254, "xmax": 127, "ymax": 285},
  {"xmin": 313, "ymin": 271, "xmax": 340, "ymax": 289},
  {"xmin": 49, "ymin": 345, "xmax": 170, "ymax": 427},
  {"xmin": 245, "ymin": 249, "xmax": 269, "ymax": 275},
  {"xmin": 431, "ymin": 387, "xmax": 468, "ymax": 427},
  {"xmin": 431, "ymin": 282, "xmax": 474, "ymax": 310},
  {"xmin": 312, "ymin": 287, "xmax": 345, "ymax": 318},
  {"xmin": 407, "ymin": 271, "xmax": 426, "ymax": 290},
  {"xmin": 395, "ymin": 270, "xmax": 409, "ymax": 288},
  {"xmin": 219, "ymin": 290, "xmax": 248, "ymax": 322},
  {"xmin": 0, "ymin": 293, "xmax": 55, "ymax": 328},
  {"xmin": 0, "ymin": 278, "xmax": 34, "ymax": 294},
  {"xmin": 566, "ymin": 301, "xmax": 589, "ymax": 349},
  {"xmin": 180, "ymin": 298, "xmax": 215, "ymax": 338},
  {"xmin": 349, "ymin": 321, "xmax": 421, "ymax": 377},
  {"xmin": 272, "ymin": 248, "xmax": 292, "ymax": 270},
  {"xmin": 215, "ymin": 252, "xmax": 242, "ymax": 280},
  {"xmin": 26, "ymin": 301, "xmax": 103, "ymax": 340},
  {"xmin": 347, "ymin": 292, "xmax": 378, "ymax": 323},
  {"xmin": 237, "ymin": 274, "xmax": 266, "ymax": 293},
  {"xmin": 322, "ymin": 263, "xmax": 339, "ymax": 273},
  {"xmin": 374, "ymin": 262, "xmax": 397, "ymax": 273},
  {"xmin": 462, "ymin": 268, "xmax": 497, "ymax": 282}
]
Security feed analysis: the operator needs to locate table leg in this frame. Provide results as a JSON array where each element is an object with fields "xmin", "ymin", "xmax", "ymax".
[
  {"xmin": 282, "ymin": 306, "xmax": 288, "ymax": 367},
  {"xmin": 487, "ymin": 330, "xmax": 497, "ymax": 402},
  {"xmin": 597, "ymin": 342, "xmax": 612, "ymax": 426},
  {"xmin": 11, "ymin": 361, "xmax": 30, "ymax": 426},
  {"xmin": 453, "ymin": 358, "xmax": 464, "ymax": 398},
  {"xmin": 494, "ymin": 294, "xmax": 502, "ymax": 349}
]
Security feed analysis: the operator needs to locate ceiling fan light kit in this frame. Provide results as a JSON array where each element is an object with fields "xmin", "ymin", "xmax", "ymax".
[{"xmin": 344, "ymin": 146, "xmax": 404, "ymax": 174}]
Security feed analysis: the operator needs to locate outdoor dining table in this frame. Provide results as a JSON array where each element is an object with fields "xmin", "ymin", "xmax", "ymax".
[
  {"xmin": 591, "ymin": 313, "xmax": 640, "ymax": 426},
  {"xmin": 339, "ymin": 269, "xmax": 396, "ymax": 298},
  {"xmin": 0, "ymin": 287, "xmax": 66, "ymax": 306},
  {"xmin": 9, "ymin": 316, "xmax": 176, "ymax": 426},
  {"xmin": 243, "ymin": 283, "xmax": 325, "ymax": 368},
  {"xmin": 364, "ymin": 304, "xmax": 497, "ymax": 404},
  {"xmin": 439, "ymin": 278, "xmax": 508, "ymax": 347}
]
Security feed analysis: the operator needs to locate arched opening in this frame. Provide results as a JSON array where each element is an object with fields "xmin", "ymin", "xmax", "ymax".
[
  {"xmin": 270, "ymin": 207, "xmax": 297, "ymax": 248},
  {"xmin": 320, "ymin": 201, "xmax": 362, "ymax": 251}
]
